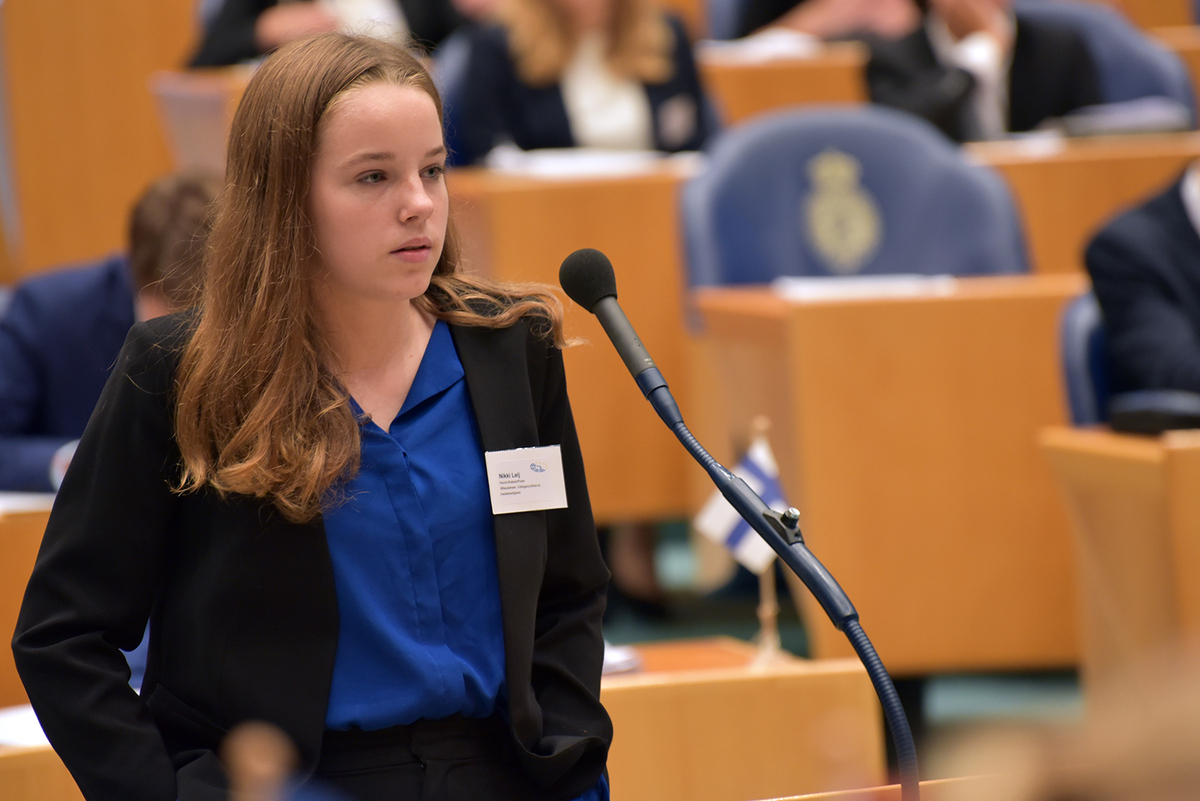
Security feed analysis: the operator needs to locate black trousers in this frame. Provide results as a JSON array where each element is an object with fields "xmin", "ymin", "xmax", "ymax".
[{"xmin": 310, "ymin": 714, "xmax": 558, "ymax": 801}]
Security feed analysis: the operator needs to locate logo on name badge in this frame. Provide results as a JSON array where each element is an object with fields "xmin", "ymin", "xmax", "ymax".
[{"xmin": 529, "ymin": 461, "xmax": 547, "ymax": 473}]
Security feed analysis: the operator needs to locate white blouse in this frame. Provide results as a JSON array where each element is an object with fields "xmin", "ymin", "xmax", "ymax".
[{"xmin": 559, "ymin": 33, "xmax": 654, "ymax": 150}]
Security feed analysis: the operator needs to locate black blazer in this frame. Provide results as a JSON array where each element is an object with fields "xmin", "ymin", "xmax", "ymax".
[
  {"xmin": 189, "ymin": 0, "xmax": 464, "ymax": 66},
  {"xmin": 12, "ymin": 313, "xmax": 611, "ymax": 801},
  {"xmin": 1086, "ymin": 175, "xmax": 1200, "ymax": 394},
  {"xmin": 447, "ymin": 15, "xmax": 714, "ymax": 166},
  {"xmin": 866, "ymin": 14, "xmax": 1102, "ymax": 142}
]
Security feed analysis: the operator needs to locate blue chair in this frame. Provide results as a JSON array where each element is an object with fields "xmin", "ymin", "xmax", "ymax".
[
  {"xmin": 1058, "ymin": 291, "xmax": 1200, "ymax": 431},
  {"xmin": 680, "ymin": 105, "xmax": 1028, "ymax": 288},
  {"xmin": 1015, "ymin": 0, "xmax": 1197, "ymax": 124},
  {"xmin": 1060, "ymin": 292, "xmax": 1111, "ymax": 425}
]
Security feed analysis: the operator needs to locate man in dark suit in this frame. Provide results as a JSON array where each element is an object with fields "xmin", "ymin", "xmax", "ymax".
[
  {"xmin": 736, "ymin": 0, "xmax": 1102, "ymax": 143},
  {"xmin": 1086, "ymin": 164, "xmax": 1200, "ymax": 394},
  {"xmin": 0, "ymin": 170, "xmax": 218, "ymax": 491},
  {"xmin": 190, "ymin": 0, "xmax": 465, "ymax": 65},
  {"xmin": 866, "ymin": 0, "xmax": 1102, "ymax": 142}
]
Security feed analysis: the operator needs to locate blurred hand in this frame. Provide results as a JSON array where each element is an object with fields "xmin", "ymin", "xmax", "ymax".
[
  {"xmin": 776, "ymin": 0, "xmax": 920, "ymax": 40},
  {"xmin": 254, "ymin": 2, "xmax": 340, "ymax": 52},
  {"xmin": 929, "ymin": 0, "xmax": 1013, "ymax": 52}
]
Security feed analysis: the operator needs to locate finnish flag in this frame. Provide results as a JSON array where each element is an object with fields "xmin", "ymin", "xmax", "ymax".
[{"xmin": 693, "ymin": 436, "xmax": 786, "ymax": 575}]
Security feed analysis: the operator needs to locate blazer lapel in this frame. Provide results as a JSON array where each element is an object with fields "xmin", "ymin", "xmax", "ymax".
[{"xmin": 449, "ymin": 322, "xmax": 544, "ymax": 726}]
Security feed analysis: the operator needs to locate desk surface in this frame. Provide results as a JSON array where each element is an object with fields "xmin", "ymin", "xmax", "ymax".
[
  {"xmin": 602, "ymin": 639, "xmax": 885, "ymax": 801},
  {"xmin": 697, "ymin": 274, "xmax": 1087, "ymax": 672}
]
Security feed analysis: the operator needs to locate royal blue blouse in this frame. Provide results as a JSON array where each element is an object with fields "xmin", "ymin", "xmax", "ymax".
[
  {"xmin": 322, "ymin": 321, "xmax": 506, "ymax": 730},
  {"xmin": 320, "ymin": 321, "xmax": 609, "ymax": 801}
]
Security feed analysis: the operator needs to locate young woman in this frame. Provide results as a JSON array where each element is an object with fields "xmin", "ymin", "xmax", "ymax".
[
  {"xmin": 446, "ymin": 0, "xmax": 714, "ymax": 165},
  {"xmin": 13, "ymin": 33, "xmax": 611, "ymax": 801}
]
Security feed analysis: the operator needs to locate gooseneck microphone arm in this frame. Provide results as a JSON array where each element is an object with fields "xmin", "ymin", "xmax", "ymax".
[{"xmin": 559, "ymin": 248, "xmax": 919, "ymax": 801}]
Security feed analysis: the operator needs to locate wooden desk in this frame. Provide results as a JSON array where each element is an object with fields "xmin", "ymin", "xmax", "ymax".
[
  {"xmin": 767, "ymin": 775, "xmax": 995, "ymax": 800},
  {"xmin": 1, "ymin": 1, "xmax": 196, "ymax": 278},
  {"xmin": 966, "ymin": 133, "xmax": 1200, "ymax": 274},
  {"xmin": 1041, "ymin": 426, "xmax": 1200, "ymax": 689},
  {"xmin": 696, "ymin": 274, "xmax": 1087, "ymax": 674},
  {"xmin": 1108, "ymin": 0, "xmax": 1194, "ymax": 29},
  {"xmin": 448, "ymin": 166, "xmax": 701, "ymax": 524},
  {"xmin": 0, "ymin": 509, "xmax": 50, "ymax": 708},
  {"xmin": 698, "ymin": 43, "xmax": 868, "ymax": 125},
  {"xmin": 0, "ymin": 746, "xmax": 82, "ymax": 801},
  {"xmin": 603, "ymin": 638, "xmax": 885, "ymax": 801}
]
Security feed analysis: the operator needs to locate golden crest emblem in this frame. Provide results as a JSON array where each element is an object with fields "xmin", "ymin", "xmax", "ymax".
[{"xmin": 803, "ymin": 150, "xmax": 882, "ymax": 275}]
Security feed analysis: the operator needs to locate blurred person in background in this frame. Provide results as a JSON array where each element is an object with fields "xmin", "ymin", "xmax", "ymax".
[
  {"xmin": 445, "ymin": 0, "xmax": 715, "ymax": 165},
  {"xmin": 0, "ymin": 170, "xmax": 219, "ymax": 492},
  {"xmin": 736, "ymin": 0, "xmax": 1101, "ymax": 143},
  {"xmin": 867, "ymin": 0, "xmax": 1101, "ymax": 142},
  {"xmin": 1086, "ymin": 162, "xmax": 1200, "ymax": 395},
  {"xmin": 190, "ymin": 0, "xmax": 467, "ymax": 65}
]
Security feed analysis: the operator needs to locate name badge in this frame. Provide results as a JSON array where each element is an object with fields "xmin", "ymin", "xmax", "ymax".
[{"xmin": 484, "ymin": 446, "xmax": 569, "ymax": 515}]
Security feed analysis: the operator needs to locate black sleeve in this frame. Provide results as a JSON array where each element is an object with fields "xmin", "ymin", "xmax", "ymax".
[
  {"xmin": 1086, "ymin": 213, "xmax": 1200, "ymax": 394},
  {"xmin": 399, "ymin": 0, "xmax": 466, "ymax": 54},
  {"xmin": 189, "ymin": 0, "xmax": 274, "ymax": 68},
  {"xmin": 1058, "ymin": 27, "xmax": 1103, "ymax": 114},
  {"xmin": 445, "ymin": 25, "xmax": 515, "ymax": 166},
  {"xmin": 11, "ymin": 321, "xmax": 208, "ymax": 801},
  {"xmin": 665, "ymin": 14, "xmax": 718, "ymax": 150},
  {"xmin": 736, "ymin": 0, "xmax": 804, "ymax": 38},
  {"xmin": 865, "ymin": 32, "xmax": 975, "ymax": 142},
  {"xmin": 520, "ymin": 335, "xmax": 611, "ymax": 798}
]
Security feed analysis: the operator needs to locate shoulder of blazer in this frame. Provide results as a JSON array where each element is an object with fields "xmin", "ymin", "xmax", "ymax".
[{"xmin": 449, "ymin": 319, "xmax": 558, "ymax": 450}]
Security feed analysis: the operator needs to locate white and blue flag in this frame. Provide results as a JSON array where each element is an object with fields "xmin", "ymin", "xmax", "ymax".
[{"xmin": 693, "ymin": 436, "xmax": 787, "ymax": 575}]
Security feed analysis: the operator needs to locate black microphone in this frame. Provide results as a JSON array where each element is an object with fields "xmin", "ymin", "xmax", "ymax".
[
  {"xmin": 558, "ymin": 245, "xmax": 854, "ymax": 625},
  {"xmin": 559, "ymin": 248, "xmax": 682, "ymax": 428},
  {"xmin": 557, "ymin": 247, "xmax": 919, "ymax": 801}
]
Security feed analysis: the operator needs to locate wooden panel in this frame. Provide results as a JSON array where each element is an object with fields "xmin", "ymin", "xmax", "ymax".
[
  {"xmin": 1089, "ymin": 0, "xmax": 1193, "ymax": 29},
  {"xmin": 0, "ymin": 206, "xmax": 12, "ymax": 285},
  {"xmin": 1, "ymin": 0, "xmax": 198, "ymax": 277},
  {"xmin": 0, "ymin": 510, "xmax": 50, "ymax": 707},
  {"xmin": 698, "ymin": 43, "xmax": 868, "ymax": 125},
  {"xmin": 603, "ymin": 640, "xmax": 885, "ymax": 801},
  {"xmin": 447, "ymin": 167, "xmax": 698, "ymax": 524},
  {"xmin": 697, "ymin": 274, "xmax": 1087, "ymax": 674},
  {"xmin": 967, "ymin": 133, "xmax": 1200, "ymax": 275},
  {"xmin": 0, "ymin": 746, "xmax": 83, "ymax": 801},
  {"xmin": 1042, "ymin": 427, "xmax": 1200, "ymax": 688}
]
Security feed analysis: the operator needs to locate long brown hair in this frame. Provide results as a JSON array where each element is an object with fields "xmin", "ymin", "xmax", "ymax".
[
  {"xmin": 174, "ymin": 33, "xmax": 565, "ymax": 523},
  {"xmin": 499, "ymin": 0, "xmax": 673, "ymax": 86}
]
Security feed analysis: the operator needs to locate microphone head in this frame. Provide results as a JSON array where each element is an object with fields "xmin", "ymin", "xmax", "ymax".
[{"xmin": 559, "ymin": 248, "xmax": 617, "ymax": 312}]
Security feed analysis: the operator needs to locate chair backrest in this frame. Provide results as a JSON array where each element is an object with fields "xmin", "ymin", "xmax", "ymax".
[
  {"xmin": 680, "ymin": 104, "xmax": 1029, "ymax": 288},
  {"xmin": 1015, "ymin": 0, "xmax": 1197, "ymax": 123},
  {"xmin": 1060, "ymin": 291, "xmax": 1111, "ymax": 425}
]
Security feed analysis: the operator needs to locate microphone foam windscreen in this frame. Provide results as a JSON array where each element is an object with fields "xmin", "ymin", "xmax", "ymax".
[{"xmin": 559, "ymin": 248, "xmax": 617, "ymax": 312}]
